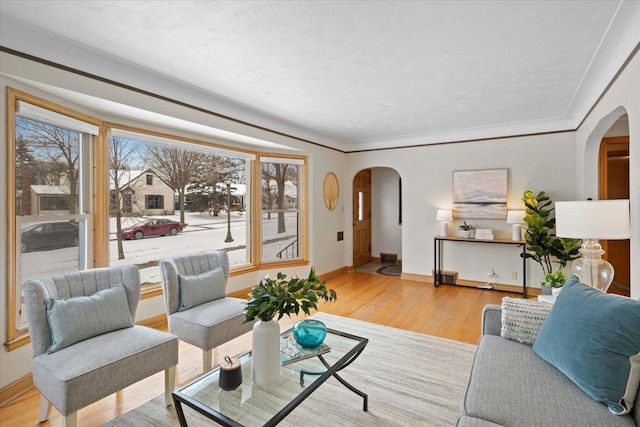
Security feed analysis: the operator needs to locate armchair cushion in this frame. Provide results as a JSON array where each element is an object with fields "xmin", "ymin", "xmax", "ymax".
[
  {"xmin": 46, "ymin": 285, "xmax": 134, "ymax": 353},
  {"xmin": 178, "ymin": 267, "xmax": 226, "ymax": 311},
  {"xmin": 533, "ymin": 275, "xmax": 640, "ymax": 415},
  {"xmin": 32, "ymin": 325, "xmax": 178, "ymax": 415}
]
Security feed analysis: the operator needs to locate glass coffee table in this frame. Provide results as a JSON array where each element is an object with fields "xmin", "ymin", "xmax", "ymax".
[{"xmin": 172, "ymin": 328, "xmax": 368, "ymax": 427}]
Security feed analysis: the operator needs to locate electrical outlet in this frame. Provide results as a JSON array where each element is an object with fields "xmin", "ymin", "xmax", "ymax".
[{"xmin": 511, "ymin": 271, "xmax": 518, "ymax": 280}]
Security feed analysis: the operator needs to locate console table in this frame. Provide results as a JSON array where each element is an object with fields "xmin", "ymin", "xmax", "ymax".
[{"xmin": 433, "ymin": 236, "xmax": 528, "ymax": 298}]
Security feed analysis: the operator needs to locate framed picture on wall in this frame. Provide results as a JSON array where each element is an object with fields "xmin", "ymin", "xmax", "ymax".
[{"xmin": 453, "ymin": 169, "xmax": 507, "ymax": 219}]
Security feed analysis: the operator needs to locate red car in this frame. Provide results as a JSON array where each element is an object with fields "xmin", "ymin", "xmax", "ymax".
[{"xmin": 121, "ymin": 218, "xmax": 184, "ymax": 240}]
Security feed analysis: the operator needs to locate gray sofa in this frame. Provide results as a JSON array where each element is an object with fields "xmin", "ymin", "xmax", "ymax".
[{"xmin": 457, "ymin": 304, "xmax": 640, "ymax": 427}]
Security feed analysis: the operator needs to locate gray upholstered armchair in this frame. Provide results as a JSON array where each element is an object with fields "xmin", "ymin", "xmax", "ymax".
[
  {"xmin": 159, "ymin": 251, "xmax": 255, "ymax": 373},
  {"xmin": 22, "ymin": 265, "xmax": 179, "ymax": 427}
]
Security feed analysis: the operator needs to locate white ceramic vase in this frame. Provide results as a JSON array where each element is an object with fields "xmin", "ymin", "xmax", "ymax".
[{"xmin": 251, "ymin": 320, "xmax": 281, "ymax": 386}]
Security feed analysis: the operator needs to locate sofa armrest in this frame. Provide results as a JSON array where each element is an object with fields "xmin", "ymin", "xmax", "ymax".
[{"xmin": 482, "ymin": 304, "xmax": 502, "ymax": 336}]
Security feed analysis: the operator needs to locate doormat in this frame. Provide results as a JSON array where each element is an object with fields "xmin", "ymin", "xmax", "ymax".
[{"xmin": 377, "ymin": 264, "xmax": 402, "ymax": 276}]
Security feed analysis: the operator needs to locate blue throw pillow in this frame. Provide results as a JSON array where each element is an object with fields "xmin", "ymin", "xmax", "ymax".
[
  {"xmin": 532, "ymin": 274, "xmax": 640, "ymax": 415},
  {"xmin": 178, "ymin": 267, "xmax": 226, "ymax": 311},
  {"xmin": 46, "ymin": 286, "xmax": 134, "ymax": 353}
]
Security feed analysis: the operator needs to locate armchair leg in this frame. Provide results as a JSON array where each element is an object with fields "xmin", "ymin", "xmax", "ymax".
[
  {"xmin": 203, "ymin": 349, "xmax": 212, "ymax": 372},
  {"xmin": 39, "ymin": 395, "xmax": 51, "ymax": 422},
  {"xmin": 63, "ymin": 412, "xmax": 77, "ymax": 427},
  {"xmin": 165, "ymin": 365, "xmax": 176, "ymax": 406}
]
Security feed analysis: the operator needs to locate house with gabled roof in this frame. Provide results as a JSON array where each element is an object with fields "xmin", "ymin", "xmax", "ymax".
[{"xmin": 109, "ymin": 169, "xmax": 175, "ymax": 216}]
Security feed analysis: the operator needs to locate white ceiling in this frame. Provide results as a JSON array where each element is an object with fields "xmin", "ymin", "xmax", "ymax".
[{"xmin": 1, "ymin": 1, "xmax": 639, "ymax": 152}]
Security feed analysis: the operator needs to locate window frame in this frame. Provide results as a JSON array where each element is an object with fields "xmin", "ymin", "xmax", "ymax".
[
  {"xmin": 4, "ymin": 88, "xmax": 102, "ymax": 350},
  {"xmin": 257, "ymin": 155, "xmax": 308, "ymax": 265},
  {"xmin": 4, "ymin": 89, "xmax": 309, "ymax": 351}
]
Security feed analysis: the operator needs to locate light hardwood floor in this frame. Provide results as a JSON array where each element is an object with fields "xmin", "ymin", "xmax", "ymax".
[{"xmin": 0, "ymin": 270, "xmax": 519, "ymax": 427}]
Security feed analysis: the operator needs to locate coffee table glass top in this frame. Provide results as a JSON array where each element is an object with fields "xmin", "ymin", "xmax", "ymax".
[{"xmin": 174, "ymin": 328, "xmax": 367, "ymax": 427}]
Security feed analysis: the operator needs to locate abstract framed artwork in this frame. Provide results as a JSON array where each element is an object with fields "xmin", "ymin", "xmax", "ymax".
[{"xmin": 453, "ymin": 169, "xmax": 507, "ymax": 219}]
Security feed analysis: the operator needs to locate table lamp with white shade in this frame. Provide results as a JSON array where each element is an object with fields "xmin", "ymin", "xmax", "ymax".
[
  {"xmin": 436, "ymin": 209, "xmax": 453, "ymax": 236},
  {"xmin": 555, "ymin": 199, "xmax": 630, "ymax": 292},
  {"xmin": 506, "ymin": 210, "xmax": 526, "ymax": 241}
]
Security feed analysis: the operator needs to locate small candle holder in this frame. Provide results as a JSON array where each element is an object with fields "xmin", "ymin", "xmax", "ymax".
[{"xmin": 218, "ymin": 356, "xmax": 242, "ymax": 391}]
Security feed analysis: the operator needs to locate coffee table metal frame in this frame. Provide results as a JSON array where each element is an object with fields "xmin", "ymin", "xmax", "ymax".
[{"xmin": 172, "ymin": 328, "xmax": 368, "ymax": 427}]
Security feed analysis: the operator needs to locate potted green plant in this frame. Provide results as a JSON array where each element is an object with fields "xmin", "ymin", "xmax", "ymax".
[
  {"xmin": 458, "ymin": 221, "xmax": 474, "ymax": 238},
  {"xmin": 244, "ymin": 268, "xmax": 337, "ymax": 385},
  {"xmin": 521, "ymin": 191, "xmax": 582, "ymax": 294}
]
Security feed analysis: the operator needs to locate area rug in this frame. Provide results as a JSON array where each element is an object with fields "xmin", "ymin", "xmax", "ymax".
[
  {"xmin": 377, "ymin": 264, "xmax": 402, "ymax": 276},
  {"xmin": 104, "ymin": 313, "xmax": 475, "ymax": 426}
]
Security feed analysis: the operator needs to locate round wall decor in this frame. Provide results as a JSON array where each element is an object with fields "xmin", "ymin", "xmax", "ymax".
[{"xmin": 323, "ymin": 172, "xmax": 339, "ymax": 211}]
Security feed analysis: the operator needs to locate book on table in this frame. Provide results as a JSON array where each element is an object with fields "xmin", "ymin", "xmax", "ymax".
[
  {"xmin": 280, "ymin": 335, "xmax": 331, "ymax": 366},
  {"xmin": 474, "ymin": 228, "xmax": 494, "ymax": 240}
]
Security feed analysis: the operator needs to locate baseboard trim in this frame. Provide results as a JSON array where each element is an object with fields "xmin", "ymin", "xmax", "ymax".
[
  {"xmin": 400, "ymin": 272, "xmax": 432, "ymax": 282},
  {"xmin": 398, "ymin": 273, "xmax": 539, "ymax": 296},
  {"xmin": 0, "ymin": 374, "xmax": 33, "ymax": 407},
  {"xmin": 453, "ymin": 278, "xmax": 538, "ymax": 295},
  {"xmin": 319, "ymin": 266, "xmax": 349, "ymax": 281},
  {"xmin": 137, "ymin": 313, "xmax": 168, "ymax": 330}
]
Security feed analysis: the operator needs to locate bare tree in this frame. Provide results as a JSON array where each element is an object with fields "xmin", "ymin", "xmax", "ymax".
[
  {"xmin": 144, "ymin": 145, "xmax": 203, "ymax": 225},
  {"xmin": 16, "ymin": 118, "xmax": 79, "ymax": 214},
  {"xmin": 261, "ymin": 175, "xmax": 277, "ymax": 220},
  {"xmin": 261, "ymin": 163, "xmax": 297, "ymax": 233},
  {"xmin": 109, "ymin": 136, "xmax": 139, "ymax": 260}
]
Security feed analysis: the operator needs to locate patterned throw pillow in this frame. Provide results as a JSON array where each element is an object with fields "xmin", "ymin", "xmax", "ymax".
[
  {"xmin": 178, "ymin": 267, "xmax": 226, "ymax": 311},
  {"xmin": 501, "ymin": 297, "xmax": 553, "ymax": 345},
  {"xmin": 46, "ymin": 285, "xmax": 134, "ymax": 353}
]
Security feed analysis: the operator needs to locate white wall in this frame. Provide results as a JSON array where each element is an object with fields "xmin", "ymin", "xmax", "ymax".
[
  {"xmin": 346, "ymin": 132, "xmax": 577, "ymax": 287},
  {"xmin": 0, "ymin": 52, "xmax": 347, "ymax": 389},
  {"xmin": 576, "ymin": 47, "xmax": 639, "ymax": 299},
  {"xmin": 371, "ymin": 167, "xmax": 402, "ymax": 260}
]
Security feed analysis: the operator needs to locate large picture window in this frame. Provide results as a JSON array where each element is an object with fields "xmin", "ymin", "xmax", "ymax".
[
  {"xmin": 260, "ymin": 156, "xmax": 305, "ymax": 263},
  {"xmin": 108, "ymin": 129, "xmax": 254, "ymax": 288}
]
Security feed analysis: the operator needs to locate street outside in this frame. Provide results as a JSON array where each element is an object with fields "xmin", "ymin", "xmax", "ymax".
[{"xmin": 19, "ymin": 211, "xmax": 299, "ymax": 285}]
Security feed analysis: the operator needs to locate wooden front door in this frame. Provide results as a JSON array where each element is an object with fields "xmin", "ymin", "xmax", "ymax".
[
  {"xmin": 599, "ymin": 136, "xmax": 630, "ymax": 296},
  {"xmin": 353, "ymin": 169, "xmax": 372, "ymax": 267}
]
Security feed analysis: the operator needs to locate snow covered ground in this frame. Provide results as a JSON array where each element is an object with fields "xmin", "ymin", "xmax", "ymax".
[{"xmin": 20, "ymin": 211, "xmax": 298, "ymax": 286}]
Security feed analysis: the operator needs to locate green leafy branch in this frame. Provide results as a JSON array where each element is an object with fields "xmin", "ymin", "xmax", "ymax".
[
  {"xmin": 244, "ymin": 267, "xmax": 337, "ymax": 322},
  {"xmin": 521, "ymin": 190, "xmax": 581, "ymax": 286}
]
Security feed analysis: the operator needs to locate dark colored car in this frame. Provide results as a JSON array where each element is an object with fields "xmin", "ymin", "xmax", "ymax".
[
  {"xmin": 121, "ymin": 218, "xmax": 184, "ymax": 240},
  {"xmin": 21, "ymin": 221, "xmax": 79, "ymax": 252}
]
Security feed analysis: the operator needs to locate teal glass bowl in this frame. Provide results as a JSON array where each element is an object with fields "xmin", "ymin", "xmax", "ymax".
[{"xmin": 292, "ymin": 319, "xmax": 327, "ymax": 348}]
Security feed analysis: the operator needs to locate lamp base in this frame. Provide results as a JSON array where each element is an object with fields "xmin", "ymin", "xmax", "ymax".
[
  {"xmin": 439, "ymin": 222, "xmax": 448, "ymax": 236},
  {"xmin": 572, "ymin": 239, "xmax": 614, "ymax": 292},
  {"xmin": 511, "ymin": 224, "xmax": 521, "ymax": 241}
]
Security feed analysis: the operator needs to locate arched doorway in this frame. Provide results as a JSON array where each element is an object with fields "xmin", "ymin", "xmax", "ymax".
[{"xmin": 352, "ymin": 167, "xmax": 402, "ymax": 269}]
